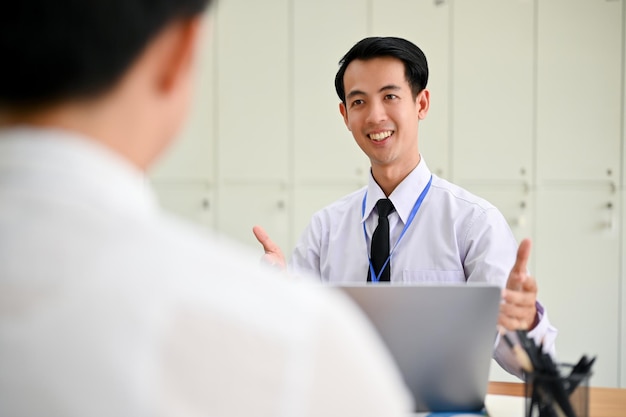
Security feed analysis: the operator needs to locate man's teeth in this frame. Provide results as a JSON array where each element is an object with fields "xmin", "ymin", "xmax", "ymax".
[{"xmin": 369, "ymin": 131, "xmax": 393, "ymax": 141}]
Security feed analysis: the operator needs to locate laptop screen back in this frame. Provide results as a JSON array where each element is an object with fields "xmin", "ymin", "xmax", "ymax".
[{"xmin": 336, "ymin": 284, "xmax": 501, "ymax": 413}]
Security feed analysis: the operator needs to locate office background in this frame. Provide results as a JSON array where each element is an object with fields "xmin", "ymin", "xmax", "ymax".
[{"xmin": 149, "ymin": 0, "xmax": 625, "ymax": 388}]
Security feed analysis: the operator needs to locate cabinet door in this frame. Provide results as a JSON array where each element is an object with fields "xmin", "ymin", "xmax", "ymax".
[
  {"xmin": 151, "ymin": 181, "xmax": 215, "ymax": 230},
  {"xmin": 371, "ymin": 0, "xmax": 451, "ymax": 178},
  {"xmin": 536, "ymin": 0, "xmax": 621, "ymax": 182},
  {"xmin": 452, "ymin": 0, "xmax": 534, "ymax": 182},
  {"xmin": 535, "ymin": 186, "xmax": 619, "ymax": 387},
  {"xmin": 293, "ymin": 0, "xmax": 369, "ymax": 183},
  {"xmin": 150, "ymin": 13, "xmax": 216, "ymax": 182},
  {"xmin": 215, "ymin": 0, "xmax": 290, "ymax": 182},
  {"xmin": 216, "ymin": 183, "xmax": 290, "ymax": 254}
]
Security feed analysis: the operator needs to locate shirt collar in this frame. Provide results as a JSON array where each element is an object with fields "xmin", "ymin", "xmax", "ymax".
[
  {"xmin": 0, "ymin": 126, "xmax": 159, "ymax": 218},
  {"xmin": 362, "ymin": 156, "xmax": 432, "ymax": 224}
]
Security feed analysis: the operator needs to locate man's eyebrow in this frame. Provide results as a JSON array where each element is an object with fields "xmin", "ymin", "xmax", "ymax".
[
  {"xmin": 379, "ymin": 84, "xmax": 401, "ymax": 93},
  {"xmin": 346, "ymin": 89, "xmax": 366, "ymax": 100},
  {"xmin": 346, "ymin": 85, "xmax": 402, "ymax": 100}
]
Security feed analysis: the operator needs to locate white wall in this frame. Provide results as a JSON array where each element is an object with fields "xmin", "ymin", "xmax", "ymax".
[{"xmin": 149, "ymin": 0, "xmax": 625, "ymax": 387}]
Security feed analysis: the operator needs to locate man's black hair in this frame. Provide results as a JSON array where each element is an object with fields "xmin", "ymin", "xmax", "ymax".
[
  {"xmin": 0, "ymin": 0, "xmax": 212, "ymax": 108},
  {"xmin": 334, "ymin": 37, "xmax": 429, "ymax": 103}
]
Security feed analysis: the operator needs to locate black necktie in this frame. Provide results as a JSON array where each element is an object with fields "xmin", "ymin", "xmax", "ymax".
[{"xmin": 368, "ymin": 198, "xmax": 395, "ymax": 282}]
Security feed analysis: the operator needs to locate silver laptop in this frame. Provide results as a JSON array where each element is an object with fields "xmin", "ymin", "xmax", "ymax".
[{"xmin": 336, "ymin": 284, "xmax": 501, "ymax": 413}]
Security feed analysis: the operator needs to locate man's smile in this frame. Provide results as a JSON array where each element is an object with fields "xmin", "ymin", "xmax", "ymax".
[{"xmin": 368, "ymin": 130, "xmax": 394, "ymax": 141}]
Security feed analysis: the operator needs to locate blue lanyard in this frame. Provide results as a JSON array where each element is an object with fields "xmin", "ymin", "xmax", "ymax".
[{"xmin": 362, "ymin": 175, "xmax": 432, "ymax": 282}]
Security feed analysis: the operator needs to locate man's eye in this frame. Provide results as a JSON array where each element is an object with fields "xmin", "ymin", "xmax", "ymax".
[
  {"xmin": 385, "ymin": 94, "xmax": 398, "ymax": 100},
  {"xmin": 351, "ymin": 99, "xmax": 364, "ymax": 107}
]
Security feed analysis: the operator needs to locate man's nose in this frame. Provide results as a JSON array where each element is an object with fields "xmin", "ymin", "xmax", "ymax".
[{"xmin": 365, "ymin": 101, "xmax": 387, "ymax": 124}]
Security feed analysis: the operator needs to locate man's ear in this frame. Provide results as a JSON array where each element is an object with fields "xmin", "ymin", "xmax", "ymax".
[
  {"xmin": 158, "ymin": 17, "xmax": 203, "ymax": 94},
  {"xmin": 417, "ymin": 89, "xmax": 430, "ymax": 120},
  {"xmin": 339, "ymin": 101, "xmax": 351, "ymax": 131}
]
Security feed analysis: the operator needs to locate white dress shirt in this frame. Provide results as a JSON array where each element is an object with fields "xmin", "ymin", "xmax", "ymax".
[
  {"xmin": 0, "ymin": 127, "xmax": 412, "ymax": 417},
  {"xmin": 291, "ymin": 157, "xmax": 558, "ymax": 377}
]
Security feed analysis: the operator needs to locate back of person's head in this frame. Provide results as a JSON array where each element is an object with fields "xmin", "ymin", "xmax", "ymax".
[
  {"xmin": 0, "ymin": 0, "xmax": 212, "ymax": 110},
  {"xmin": 334, "ymin": 37, "xmax": 429, "ymax": 103}
]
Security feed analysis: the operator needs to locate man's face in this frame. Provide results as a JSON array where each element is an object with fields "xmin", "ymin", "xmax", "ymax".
[{"xmin": 339, "ymin": 57, "xmax": 428, "ymax": 175}]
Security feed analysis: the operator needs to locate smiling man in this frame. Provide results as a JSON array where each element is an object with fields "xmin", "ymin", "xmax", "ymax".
[{"xmin": 254, "ymin": 36, "xmax": 558, "ymax": 378}]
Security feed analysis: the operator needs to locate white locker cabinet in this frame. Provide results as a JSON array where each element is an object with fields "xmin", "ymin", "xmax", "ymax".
[
  {"xmin": 293, "ymin": 0, "xmax": 370, "ymax": 183},
  {"xmin": 371, "ymin": 0, "xmax": 451, "ymax": 178},
  {"xmin": 536, "ymin": 0, "xmax": 621, "ymax": 182},
  {"xmin": 151, "ymin": 181, "xmax": 215, "ymax": 230},
  {"xmin": 535, "ymin": 186, "xmax": 620, "ymax": 387},
  {"xmin": 216, "ymin": 183, "xmax": 290, "ymax": 254},
  {"xmin": 215, "ymin": 0, "xmax": 290, "ymax": 182},
  {"xmin": 452, "ymin": 0, "xmax": 534, "ymax": 182}
]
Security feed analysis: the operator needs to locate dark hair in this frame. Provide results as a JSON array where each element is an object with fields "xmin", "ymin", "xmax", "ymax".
[
  {"xmin": 0, "ymin": 0, "xmax": 213, "ymax": 109},
  {"xmin": 334, "ymin": 37, "xmax": 428, "ymax": 103}
]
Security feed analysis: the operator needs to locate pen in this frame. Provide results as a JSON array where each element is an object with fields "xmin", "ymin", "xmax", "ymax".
[
  {"xmin": 501, "ymin": 330, "xmax": 534, "ymax": 373},
  {"xmin": 515, "ymin": 330, "xmax": 544, "ymax": 372},
  {"xmin": 566, "ymin": 355, "xmax": 596, "ymax": 395},
  {"xmin": 498, "ymin": 326, "xmax": 533, "ymax": 373}
]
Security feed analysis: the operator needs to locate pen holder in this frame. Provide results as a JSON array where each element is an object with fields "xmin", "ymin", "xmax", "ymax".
[{"xmin": 524, "ymin": 364, "xmax": 591, "ymax": 417}]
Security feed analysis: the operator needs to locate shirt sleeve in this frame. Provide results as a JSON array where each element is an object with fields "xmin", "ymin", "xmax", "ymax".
[
  {"xmin": 290, "ymin": 215, "xmax": 323, "ymax": 280},
  {"xmin": 463, "ymin": 207, "xmax": 518, "ymax": 286}
]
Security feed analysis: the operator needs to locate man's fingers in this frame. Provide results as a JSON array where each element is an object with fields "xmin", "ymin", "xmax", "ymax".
[
  {"xmin": 521, "ymin": 274, "xmax": 537, "ymax": 293},
  {"xmin": 498, "ymin": 314, "xmax": 532, "ymax": 331},
  {"xmin": 506, "ymin": 277, "xmax": 538, "ymax": 296},
  {"xmin": 252, "ymin": 225, "xmax": 287, "ymax": 270},
  {"xmin": 501, "ymin": 289, "xmax": 536, "ymax": 310},
  {"xmin": 501, "ymin": 241, "xmax": 539, "ymax": 332},
  {"xmin": 511, "ymin": 238, "xmax": 531, "ymax": 275},
  {"xmin": 506, "ymin": 239, "xmax": 532, "ymax": 291},
  {"xmin": 499, "ymin": 299, "xmax": 535, "ymax": 331},
  {"xmin": 500, "ymin": 283, "xmax": 538, "ymax": 331},
  {"xmin": 252, "ymin": 225, "xmax": 268, "ymax": 244},
  {"xmin": 252, "ymin": 225, "xmax": 279, "ymax": 254}
]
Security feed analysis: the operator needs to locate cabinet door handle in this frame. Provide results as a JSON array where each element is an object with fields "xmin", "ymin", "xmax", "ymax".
[
  {"xmin": 604, "ymin": 201, "xmax": 614, "ymax": 231},
  {"xmin": 508, "ymin": 215, "xmax": 527, "ymax": 228}
]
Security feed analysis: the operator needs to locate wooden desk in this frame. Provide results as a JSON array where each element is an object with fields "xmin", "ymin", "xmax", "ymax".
[{"xmin": 488, "ymin": 382, "xmax": 626, "ymax": 417}]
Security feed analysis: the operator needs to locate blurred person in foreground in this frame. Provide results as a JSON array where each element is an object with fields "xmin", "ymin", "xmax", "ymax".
[{"xmin": 0, "ymin": 2, "xmax": 412, "ymax": 416}]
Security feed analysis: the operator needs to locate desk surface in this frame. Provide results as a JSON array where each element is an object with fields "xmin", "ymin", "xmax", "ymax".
[{"xmin": 488, "ymin": 382, "xmax": 626, "ymax": 417}]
